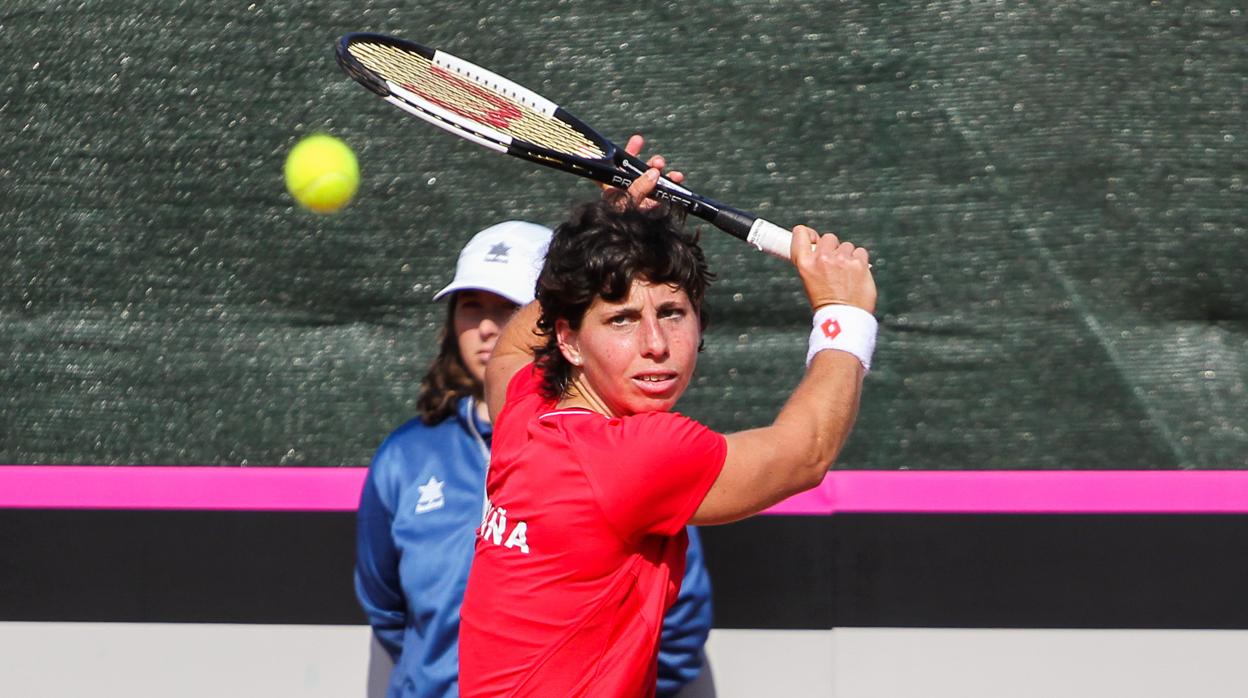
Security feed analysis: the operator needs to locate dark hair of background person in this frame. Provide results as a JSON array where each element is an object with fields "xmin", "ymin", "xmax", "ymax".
[{"xmin": 533, "ymin": 199, "xmax": 714, "ymax": 401}]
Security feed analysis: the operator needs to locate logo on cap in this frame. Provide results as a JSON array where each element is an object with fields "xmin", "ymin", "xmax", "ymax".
[{"xmin": 485, "ymin": 243, "xmax": 511, "ymax": 263}]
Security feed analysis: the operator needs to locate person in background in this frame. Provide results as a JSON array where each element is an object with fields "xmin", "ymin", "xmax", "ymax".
[{"xmin": 355, "ymin": 220, "xmax": 714, "ymax": 698}]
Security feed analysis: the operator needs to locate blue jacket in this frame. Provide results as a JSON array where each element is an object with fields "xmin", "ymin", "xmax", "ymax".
[{"xmin": 355, "ymin": 396, "xmax": 713, "ymax": 698}]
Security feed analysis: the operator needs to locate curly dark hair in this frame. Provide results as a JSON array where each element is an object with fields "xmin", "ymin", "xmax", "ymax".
[
  {"xmin": 533, "ymin": 199, "xmax": 714, "ymax": 400},
  {"xmin": 416, "ymin": 296, "xmax": 481, "ymax": 425}
]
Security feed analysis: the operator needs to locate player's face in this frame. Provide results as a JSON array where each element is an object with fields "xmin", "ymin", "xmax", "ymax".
[
  {"xmin": 454, "ymin": 290, "xmax": 519, "ymax": 384},
  {"xmin": 558, "ymin": 279, "xmax": 701, "ymax": 416}
]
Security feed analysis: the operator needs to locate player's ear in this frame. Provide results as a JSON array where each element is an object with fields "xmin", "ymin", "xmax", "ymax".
[{"xmin": 556, "ymin": 319, "xmax": 582, "ymax": 367}]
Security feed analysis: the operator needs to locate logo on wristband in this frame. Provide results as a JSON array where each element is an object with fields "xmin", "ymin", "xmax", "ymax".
[{"xmin": 809, "ymin": 306, "xmax": 877, "ymax": 372}]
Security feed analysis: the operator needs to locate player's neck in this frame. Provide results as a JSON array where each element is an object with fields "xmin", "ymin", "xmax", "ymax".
[{"xmin": 559, "ymin": 377, "xmax": 616, "ymax": 418}]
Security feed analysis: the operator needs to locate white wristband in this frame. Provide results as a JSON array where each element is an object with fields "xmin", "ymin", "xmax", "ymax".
[{"xmin": 806, "ymin": 304, "xmax": 878, "ymax": 372}]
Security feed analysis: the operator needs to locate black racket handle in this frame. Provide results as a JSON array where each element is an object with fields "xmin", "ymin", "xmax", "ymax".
[{"xmin": 619, "ymin": 152, "xmax": 793, "ymax": 260}]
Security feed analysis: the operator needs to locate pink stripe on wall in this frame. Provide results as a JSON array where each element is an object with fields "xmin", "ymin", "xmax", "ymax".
[
  {"xmin": 3, "ymin": 466, "xmax": 1248, "ymax": 514},
  {"xmin": 0, "ymin": 466, "xmax": 366, "ymax": 511},
  {"xmin": 821, "ymin": 470, "xmax": 1248, "ymax": 514}
]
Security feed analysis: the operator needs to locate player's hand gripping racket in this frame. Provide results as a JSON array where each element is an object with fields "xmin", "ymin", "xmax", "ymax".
[{"xmin": 335, "ymin": 32, "xmax": 794, "ymax": 259}]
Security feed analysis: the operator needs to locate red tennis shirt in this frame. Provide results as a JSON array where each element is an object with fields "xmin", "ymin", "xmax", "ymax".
[{"xmin": 458, "ymin": 363, "xmax": 727, "ymax": 697}]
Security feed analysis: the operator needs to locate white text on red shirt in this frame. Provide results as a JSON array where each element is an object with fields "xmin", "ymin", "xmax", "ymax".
[{"xmin": 479, "ymin": 499, "xmax": 530, "ymax": 554}]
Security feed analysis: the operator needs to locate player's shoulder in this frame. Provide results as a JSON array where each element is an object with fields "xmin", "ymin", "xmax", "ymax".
[
  {"xmin": 563, "ymin": 409, "xmax": 714, "ymax": 447},
  {"xmin": 498, "ymin": 364, "xmax": 556, "ymax": 427},
  {"xmin": 617, "ymin": 409, "xmax": 708, "ymax": 432},
  {"xmin": 502, "ymin": 361, "xmax": 543, "ymax": 402}
]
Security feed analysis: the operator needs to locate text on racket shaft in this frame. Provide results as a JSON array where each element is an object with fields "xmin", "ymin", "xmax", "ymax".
[{"xmin": 610, "ymin": 174, "xmax": 714, "ymax": 216}]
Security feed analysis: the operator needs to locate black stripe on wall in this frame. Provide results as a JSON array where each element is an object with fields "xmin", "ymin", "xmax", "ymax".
[
  {"xmin": 0, "ymin": 509, "xmax": 828, "ymax": 628},
  {"xmin": 5, "ymin": 510, "xmax": 1248, "ymax": 629},
  {"xmin": 699, "ymin": 516, "xmax": 834, "ymax": 629},
  {"xmin": 0, "ymin": 509, "xmax": 365, "ymax": 625},
  {"xmin": 830, "ymin": 514, "xmax": 1248, "ymax": 629}
]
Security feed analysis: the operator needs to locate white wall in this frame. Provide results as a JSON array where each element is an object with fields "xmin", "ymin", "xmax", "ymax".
[
  {"xmin": 830, "ymin": 628, "xmax": 1248, "ymax": 698},
  {"xmin": 3, "ymin": 623, "xmax": 1246, "ymax": 698}
]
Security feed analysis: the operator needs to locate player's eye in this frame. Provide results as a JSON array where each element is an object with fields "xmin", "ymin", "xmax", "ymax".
[
  {"xmin": 659, "ymin": 307, "xmax": 686, "ymax": 320},
  {"xmin": 606, "ymin": 311, "xmax": 637, "ymax": 327}
]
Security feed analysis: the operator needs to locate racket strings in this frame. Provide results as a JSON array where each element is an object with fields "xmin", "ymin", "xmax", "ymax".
[{"xmin": 349, "ymin": 42, "xmax": 605, "ymax": 159}]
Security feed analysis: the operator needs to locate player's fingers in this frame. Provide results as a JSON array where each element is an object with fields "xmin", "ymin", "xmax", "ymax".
[
  {"xmin": 624, "ymin": 134, "xmax": 645, "ymax": 158},
  {"xmin": 626, "ymin": 168, "xmax": 661, "ymax": 207},
  {"xmin": 666, "ymin": 170, "xmax": 685, "ymax": 184},
  {"xmin": 646, "ymin": 154, "xmax": 666, "ymax": 170},
  {"xmin": 814, "ymin": 231, "xmax": 840, "ymax": 254},
  {"xmin": 791, "ymin": 225, "xmax": 818, "ymax": 264}
]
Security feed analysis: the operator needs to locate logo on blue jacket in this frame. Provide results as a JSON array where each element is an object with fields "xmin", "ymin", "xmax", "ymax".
[{"xmin": 415, "ymin": 476, "xmax": 445, "ymax": 514}]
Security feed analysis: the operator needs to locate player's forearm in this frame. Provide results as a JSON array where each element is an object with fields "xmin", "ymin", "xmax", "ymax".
[
  {"xmin": 775, "ymin": 225, "xmax": 874, "ymax": 481},
  {"xmin": 699, "ymin": 349, "xmax": 864, "ymax": 525},
  {"xmin": 770, "ymin": 349, "xmax": 864, "ymax": 484}
]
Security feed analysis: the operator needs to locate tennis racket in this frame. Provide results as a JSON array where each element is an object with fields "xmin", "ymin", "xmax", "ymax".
[{"xmin": 335, "ymin": 32, "xmax": 795, "ymax": 260}]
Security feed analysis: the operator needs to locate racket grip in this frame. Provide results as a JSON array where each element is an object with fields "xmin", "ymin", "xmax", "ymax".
[{"xmin": 746, "ymin": 218, "xmax": 794, "ymax": 260}]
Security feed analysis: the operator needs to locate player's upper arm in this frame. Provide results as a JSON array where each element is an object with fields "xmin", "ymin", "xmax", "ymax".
[
  {"xmin": 485, "ymin": 301, "xmax": 544, "ymax": 420},
  {"xmin": 688, "ymin": 429, "xmax": 819, "ymax": 525},
  {"xmin": 484, "ymin": 352, "xmax": 532, "ymax": 421}
]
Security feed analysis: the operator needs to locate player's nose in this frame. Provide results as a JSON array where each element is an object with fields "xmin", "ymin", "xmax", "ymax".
[{"xmin": 639, "ymin": 314, "xmax": 669, "ymax": 360}]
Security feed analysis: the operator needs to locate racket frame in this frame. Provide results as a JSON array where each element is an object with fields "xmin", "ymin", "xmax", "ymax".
[{"xmin": 336, "ymin": 32, "xmax": 793, "ymax": 259}]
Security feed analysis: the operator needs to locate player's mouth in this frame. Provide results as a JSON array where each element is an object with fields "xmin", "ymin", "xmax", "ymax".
[{"xmin": 631, "ymin": 371, "xmax": 680, "ymax": 396}]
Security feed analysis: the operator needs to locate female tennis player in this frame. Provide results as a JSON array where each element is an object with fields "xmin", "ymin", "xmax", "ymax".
[
  {"xmin": 354, "ymin": 220, "xmax": 715, "ymax": 697},
  {"xmin": 458, "ymin": 142, "xmax": 876, "ymax": 697}
]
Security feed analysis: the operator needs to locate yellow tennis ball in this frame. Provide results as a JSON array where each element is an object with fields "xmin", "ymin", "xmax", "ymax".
[{"xmin": 284, "ymin": 134, "xmax": 359, "ymax": 214}]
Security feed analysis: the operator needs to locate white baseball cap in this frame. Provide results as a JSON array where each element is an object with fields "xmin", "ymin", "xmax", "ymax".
[{"xmin": 432, "ymin": 221, "xmax": 553, "ymax": 305}]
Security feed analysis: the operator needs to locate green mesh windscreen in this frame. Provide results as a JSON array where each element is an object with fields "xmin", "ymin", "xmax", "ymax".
[{"xmin": 2, "ymin": 1, "xmax": 1244, "ymax": 467}]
